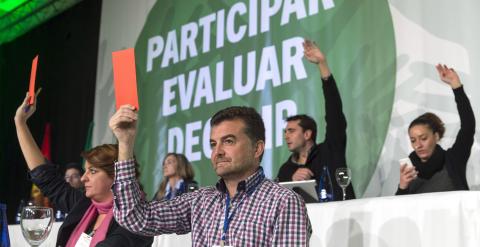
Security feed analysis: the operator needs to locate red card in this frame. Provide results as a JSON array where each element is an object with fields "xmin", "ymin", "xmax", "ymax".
[
  {"xmin": 28, "ymin": 55, "xmax": 39, "ymax": 105},
  {"xmin": 112, "ymin": 48, "xmax": 139, "ymax": 110}
]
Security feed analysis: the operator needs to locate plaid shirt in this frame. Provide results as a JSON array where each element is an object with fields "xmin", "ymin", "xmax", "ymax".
[{"xmin": 113, "ymin": 159, "xmax": 311, "ymax": 246}]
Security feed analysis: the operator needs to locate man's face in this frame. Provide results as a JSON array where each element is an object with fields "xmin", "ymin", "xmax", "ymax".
[
  {"xmin": 285, "ymin": 120, "xmax": 309, "ymax": 153},
  {"xmin": 210, "ymin": 119, "xmax": 263, "ymax": 180},
  {"xmin": 65, "ymin": 168, "xmax": 83, "ymax": 189}
]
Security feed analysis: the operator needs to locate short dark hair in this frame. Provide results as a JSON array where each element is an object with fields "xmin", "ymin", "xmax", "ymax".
[
  {"xmin": 64, "ymin": 162, "xmax": 84, "ymax": 175},
  {"xmin": 286, "ymin": 114, "xmax": 317, "ymax": 142},
  {"xmin": 211, "ymin": 106, "xmax": 265, "ymax": 160},
  {"xmin": 211, "ymin": 106, "xmax": 265, "ymax": 143},
  {"xmin": 409, "ymin": 112, "xmax": 445, "ymax": 139}
]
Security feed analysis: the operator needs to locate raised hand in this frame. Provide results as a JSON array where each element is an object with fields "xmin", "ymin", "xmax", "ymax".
[
  {"xmin": 14, "ymin": 89, "xmax": 41, "ymax": 124},
  {"xmin": 435, "ymin": 64, "xmax": 462, "ymax": 89},
  {"xmin": 14, "ymin": 89, "xmax": 45, "ymax": 170},
  {"xmin": 303, "ymin": 39, "xmax": 331, "ymax": 78},
  {"xmin": 109, "ymin": 105, "xmax": 138, "ymax": 146},
  {"xmin": 303, "ymin": 39, "xmax": 327, "ymax": 65}
]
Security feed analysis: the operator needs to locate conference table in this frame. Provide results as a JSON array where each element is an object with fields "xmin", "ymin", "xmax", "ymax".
[{"xmin": 9, "ymin": 191, "xmax": 480, "ymax": 246}]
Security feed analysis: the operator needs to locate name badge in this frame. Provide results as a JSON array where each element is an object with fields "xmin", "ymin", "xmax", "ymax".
[{"xmin": 75, "ymin": 232, "xmax": 92, "ymax": 247}]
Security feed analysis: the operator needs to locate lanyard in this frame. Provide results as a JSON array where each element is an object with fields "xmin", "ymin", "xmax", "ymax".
[{"xmin": 220, "ymin": 175, "xmax": 264, "ymax": 245}]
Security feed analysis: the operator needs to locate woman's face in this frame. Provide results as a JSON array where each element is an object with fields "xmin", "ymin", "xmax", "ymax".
[
  {"xmin": 408, "ymin": 124, "xmax": 439, "ymax": 162},
  {"xmin": 81, "ymin": 161, "xmax": 113, "ymax": 202},
  {"xmin": 163, "ymin": 155, "xmax": 179, "ymax": 178}
]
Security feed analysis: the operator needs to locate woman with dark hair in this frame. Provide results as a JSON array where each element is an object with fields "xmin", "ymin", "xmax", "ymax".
[
  {"xmin": 153, "ymin": 153, "xmax": 197, "ymax": 201},
  {"xmin": 396, "ymin": 64, "xmax": 476, "ymax": 195},
  {"xmin": 14, "ymin": 93, "xmax": 152, "ymax": 246}
]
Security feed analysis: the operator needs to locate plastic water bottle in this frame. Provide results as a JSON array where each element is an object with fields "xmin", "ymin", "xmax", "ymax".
[{"xmin": 318, "ymin": 166, "xmax": 334, "ymax": 202}]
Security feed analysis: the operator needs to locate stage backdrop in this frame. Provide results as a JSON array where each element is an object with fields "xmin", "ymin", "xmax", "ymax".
[{"xmin": 93, "ymin": 0, "xmax": 480, "ymax": 198}]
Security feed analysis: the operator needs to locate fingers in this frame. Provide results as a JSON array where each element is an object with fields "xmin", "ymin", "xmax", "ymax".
[
  {"xmin": 109, "ymin": 105, "xmax": 138, "ymax": 128},
  {"xmin": 116, "ymin": 105, "xmax": 138, "ymax": 118},
  {"xmin": 436, "ymin": 63, "xmax": 456, "ymax": 76},
  {"xmin": 401, "ymin": 166, "xmax": 418, "ymax": 180},
  {"xmin": 22, "ymin": 88, "xmax": 42, "ymax": 109},
  {"xmin": 23, "ymin": 93, "xmax": 30, "ymax": 106},
  {"xmin": 293, "ymin": 168, "xmax": 314, "ymax": 181},
  {"xmin": 436, "ymin": 64, "xmax": 449, "ymax": 77},
  {"xmin": 303, "ymin": 168, "xmax": 314, "ymax": 177},
  {"xmin": 399, "ymin": 166, "xmax": 418, "ymax": 189},
  {"xmin": 30, "ymin": 88, "xmax": 42, "ymax": 108},
  {"xmin": 303, "ymin": 38, "xmax": 312, "ymax": 46},
  {"xmin": 400, "ymin": 163, "xmax": 406, "ymax": 173},
  {"xmin": 303, "ymin": 39, "xmax": 315, "ymax": 51},
  {"xmin": 35, "ymin": 87, "xmax": 42, "ymax": 97},
  {"xmin": 435, "ymin": 64, "xmax": 443, "ymax": 75}
]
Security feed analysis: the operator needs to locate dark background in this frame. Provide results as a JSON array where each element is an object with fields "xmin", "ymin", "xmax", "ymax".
[{"xmin": 0, "ymin": 0, "xmax": 102, "ymax": 223}]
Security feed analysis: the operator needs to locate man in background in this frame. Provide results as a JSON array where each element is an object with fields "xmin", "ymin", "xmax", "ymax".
[
  {"xmin": 64, "ymin": 162, "xmax": 84, "ymax": 189},
  {"xmin": 277, "ymin": 40, "xmax": 355, "ymax": 201}
]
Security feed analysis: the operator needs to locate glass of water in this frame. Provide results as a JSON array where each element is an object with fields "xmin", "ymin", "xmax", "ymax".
[
  {"xmin": 335, "ymin": 168, "xmax": 352, "ymax": 201},
  {"xmin": 20, "ymin": 206, "xmax": 54, "ymax": 247}
]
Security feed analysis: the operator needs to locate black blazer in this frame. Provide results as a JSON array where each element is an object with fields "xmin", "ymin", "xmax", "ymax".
[{"xmin": 30, "ymin": 163, "xmax": 153, "ymax": 247}]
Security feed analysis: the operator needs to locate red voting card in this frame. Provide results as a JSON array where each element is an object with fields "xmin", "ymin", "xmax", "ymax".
[
  {"xmin": 112, "ymin": 48, "xmax": 139, "ymax": 110},
  {"xmin": 28, "ymin": 55, "xmax": 39, "ymax": 105}
]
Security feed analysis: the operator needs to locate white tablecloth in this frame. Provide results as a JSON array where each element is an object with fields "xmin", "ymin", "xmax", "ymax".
[
  {"xmin": 8, "ymin": 221, "xmax": 61, "ymax": 247},
  {"xmin": 307, "ymin": 191, "xmax": 480, "ymax": 247},
  {"xmin": 9, "ymin": 191, "xmax": 480, "ymax": 246}
]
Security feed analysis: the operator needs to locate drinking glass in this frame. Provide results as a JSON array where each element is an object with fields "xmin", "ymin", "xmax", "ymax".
[
  {"xmin": 335, "ymin": 168, "xmax": 351, "ymax": 201},
  {"xmin": 20, "ymin": 206, "xmax": 54, "ymax": 247}
]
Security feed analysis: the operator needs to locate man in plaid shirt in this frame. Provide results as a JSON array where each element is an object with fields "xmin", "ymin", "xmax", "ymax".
[{"xmin": 109, "ymin": 105, "xmax": 312, "ymax": 246}]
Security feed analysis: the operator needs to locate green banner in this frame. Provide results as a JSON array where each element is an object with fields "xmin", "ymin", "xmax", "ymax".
[{"xmin": 127, "ymin": 0, "xmax": 396, "ymax": 197}]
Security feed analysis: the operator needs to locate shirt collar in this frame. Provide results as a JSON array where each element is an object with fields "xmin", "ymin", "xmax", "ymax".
[
  {"xmin": 215, "ymin": 167, "xmax": 265, "ymax": 196},
  {"xmin": 165, "ymin": 178, "xmax": 184, "ymax": 192}
]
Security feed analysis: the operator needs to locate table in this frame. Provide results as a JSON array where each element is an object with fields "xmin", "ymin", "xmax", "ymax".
[
  {"xmin": 151, "ymin": 191, "xmax": 480, "ymax": 247},
  {"xmin": 307, "ymin": 191, "xmax": 480, "ymax": 247},
  {"xmin": 9, "ymin": 191, "xmax": 480, "ymax": 246}
]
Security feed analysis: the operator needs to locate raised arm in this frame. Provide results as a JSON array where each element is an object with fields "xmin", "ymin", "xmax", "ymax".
[
  {"xmin": 109, "ymin": 105, "xmax": 192, "ymax": 236},
  {"xmin": 303, "ymin": 39, "xmax": 346, "ymax": 147},
  {"xmin": 436, "ymin": 64, "xmax": 475, "ymax": 165},
  {"xmin": 14, "ymin": 91, "xmax": 46, "ymax": 170}
]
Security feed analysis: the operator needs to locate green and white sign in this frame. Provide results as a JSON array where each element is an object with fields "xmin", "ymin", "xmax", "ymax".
[{"xmin": 93, "ymin": 0, "xmax": 480, "ymax": 198}]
